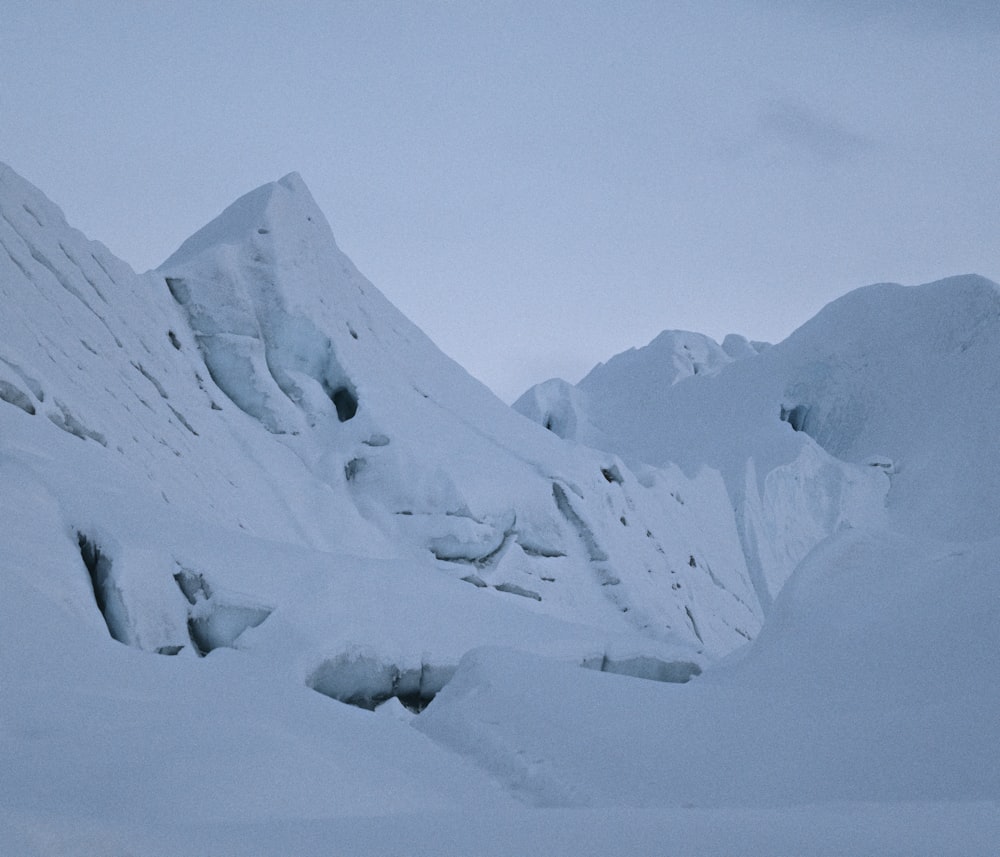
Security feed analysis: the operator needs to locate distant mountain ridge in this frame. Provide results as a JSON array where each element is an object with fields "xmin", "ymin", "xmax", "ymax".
[{"xmin": 516, "ymin": 272, "xmax": 1000, "ymax": 604}]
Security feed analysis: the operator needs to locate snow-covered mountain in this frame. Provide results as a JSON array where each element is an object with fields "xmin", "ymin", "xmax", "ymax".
[
  {"xmin": 2, "ymin": 162, "xmax": 998, "ymax": 855},
  {"xmin": 517, "ymin": 275, "xmax": 1000, "ymax": 604}
]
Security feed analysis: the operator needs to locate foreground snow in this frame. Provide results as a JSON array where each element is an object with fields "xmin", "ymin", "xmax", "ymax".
[
  {"xmin": 2, "ymin": 162, "xmax": 998, "ymax": 854},
  {"xmin": 6, "ymin": 802, "xmax": 999, "ymax": 857},
  {"xmin": 419, "ymin": 530, "xmax": 1000, "ymax": 808}
]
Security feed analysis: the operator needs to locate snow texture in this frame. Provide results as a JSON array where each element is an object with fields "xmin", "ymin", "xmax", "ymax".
[{"xmin": 2, "ymin": 160, "xmax": 998, "ymax": 855}]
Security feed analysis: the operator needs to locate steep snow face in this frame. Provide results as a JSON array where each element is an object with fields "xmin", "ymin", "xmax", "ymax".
[
  {"xmin": 159, "ymin": 172, "xmax": 448, "ymax": 436},
  {"xmin": 0, "ymin": 163, "xmax": 389, "ymax": 552},
  {"xmin": 1, "ymin": 158, "xmax": 761, "ymax": 736},
  {"xmin": 155, "ymin": 170, "xmax": 762, "ymax": 657}
]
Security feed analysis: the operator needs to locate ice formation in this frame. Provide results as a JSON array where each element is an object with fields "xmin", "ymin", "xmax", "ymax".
[{"xmin": 2, "ymin": 161, "xmax": 998, "ymax": 855}]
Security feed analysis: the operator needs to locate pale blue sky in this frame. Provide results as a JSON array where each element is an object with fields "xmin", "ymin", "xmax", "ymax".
[{"xmin": 2, "ymin": 1, "xmax": 998, "ymax": 401}]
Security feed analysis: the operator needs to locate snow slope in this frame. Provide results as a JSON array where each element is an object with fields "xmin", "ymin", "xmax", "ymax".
[
  {"xmin": 419, "ymin": 528, "xmax": 1000, "ymax": 807},
  {"xmin": 2, "ymin": 161, "xmax": 998, "ymax": 854},
  {"xmin": 0, "ymin": 160, "xmax": 761, "ymax": 700},
  {"xmin": 155, "ymin": 170, "xmax": 762, "ymax": 660}
]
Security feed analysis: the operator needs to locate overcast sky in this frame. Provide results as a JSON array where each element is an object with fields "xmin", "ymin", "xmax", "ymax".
[{"xmin": 2, "ymin": 1, "xmax": 998, "ymax": 401}]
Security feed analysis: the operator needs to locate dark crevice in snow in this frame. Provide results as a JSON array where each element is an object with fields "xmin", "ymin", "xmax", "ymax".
[
  {"xmin": 517, "ymin": 545, "xmax": 566, "ymax": 559},
  {"xmin": 551, "ymin": 484, "xmax": 633, "ymax": 612},
  {"xmin": 173, "ymin": 569, "xmax": 212, "ymax": 604},
  {"xmin": 393, "ymin": 693, "xmax": 433, "ymax": 714},
  {"xmin": 21, "ymin": 202, "xmax": 44, "ymax": 227},
  {"xmin": 78, "ymin": 533, "xmax": 129, "ymax": 645},
  {"xmin": 8, "ymin": 219, "xmax": 113, "ymax": 331},
  {"xmin": 168, "ymin": 404, "xmax": 199, "ymax": 436},
  {"xmin": 328, "ymin": 385, "xmax": 358, "ymax": 422},
  {"xmin": 132, "ymin": 361, "xmax": 169, "ymax": 399},
  {"xmin": 515, "ymin": 537, "xmax": 566, "ymax": 558},
  {"xmin": 58, "ymin": 241, "xmax": 107, "ymax": 303},
  {"xmin": 684, "ymin": 606, "xmax": 704, "ymax": 644},
  {"xmin": 173, "ymin": 569, "xmax": 271, "ymax": 656},
  {"xmin": 164, "ymin": 276, "xmax": 187, "ymax": 304},
  {"xmin": 583, "ymin": 654, "xmax": 702, "ymax": 684},
  {"xmin": 48, "ymin": 401, "xmax": 107, "ymax": 446},
  {"xmin": 430, "ymin": 529, "xmax": 512, "ymax": 568},
  {"xmin": 29, "ymin": 242, "xmax": 95, "ymax": 310},
  {"xmin": 307, "ymin": 654, "xmax": 455, "ymax": 713},
  {"xmin": 344, "ymin": 457, "xmax": 366, "ymax": 481},
  {"xmin": 187, "ymin": 604, "xmax": 272, "ymax": 656},
  {"xmin": 156, "ymin": 645, "xmax": 184, "ymax": 656},
  {"xmin": 2, "ymin": 237, "xmax": 34, "ymax": 280},
  {"xmin": 866, "ymin": 456, "xmax": 897, "ymax": 475},
  {"xmin": 167, "ymin": 330, "xmax": 182, "ymax": 350},
  {"xmin": 90, "ymin": 252, "xmax": 116, "ymax": 285},
  {"xmin": 601, "ymin": 465, "xmax": 624, "ymax": 485},
  {"xmin": 494, "ymin": 582, "xmax": 542, "ymax": 601},
  {"xmin": 780, "ymin": 403, "xmax": 811, "ymax": 433},
  {"xmin": 3, "ymin": 211, "xmax": 127, "ymax": 343},
  {"xmin": 0, "ymin": 379, "xmax": 35, "ymax": 415},
  {"xmin": 552, "ymin": 482, "xmax": 608, "ymax": 562}
]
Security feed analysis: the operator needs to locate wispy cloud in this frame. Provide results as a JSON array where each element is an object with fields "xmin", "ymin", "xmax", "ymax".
[{"xmin": 755, "ymin": 98, "xmax": 873, "ymax": 163}]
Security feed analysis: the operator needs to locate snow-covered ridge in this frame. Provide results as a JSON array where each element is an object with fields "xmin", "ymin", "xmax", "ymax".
[
  {"xmin": 517, "ymin": 272, "xmax": 1000, "ymax": 603},
  {"xmin": 0, "ymin": 161, "xmax": 759, "ymax": 715},
  {"xmin": 154, "ymin": 168, "xmax": 761, "ymax": 656}
]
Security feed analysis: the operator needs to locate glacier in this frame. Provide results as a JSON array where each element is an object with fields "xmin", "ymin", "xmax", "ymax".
[{"xmin": 1, "ymin": 161, "xmax": 998, "ymax": 855}]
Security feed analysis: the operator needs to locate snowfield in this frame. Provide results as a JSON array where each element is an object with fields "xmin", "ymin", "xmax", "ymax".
[{"xmin": 1, "ymin": 161, "xmax": 998, "ymax": 855}]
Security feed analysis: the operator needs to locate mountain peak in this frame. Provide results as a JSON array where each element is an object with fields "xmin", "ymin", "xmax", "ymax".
[
  {"xmin": 277, "ymin": 170, "xmax": 309, "ymax": 195},
  {"xmin": 159, "ymin": 171, "xmax": 330, "ymax": 272}
]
